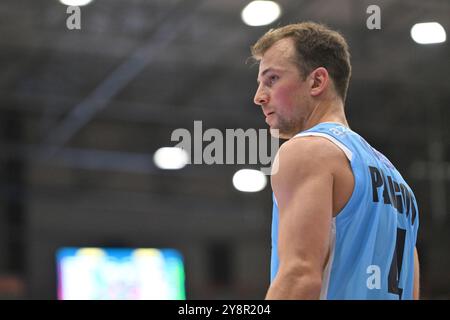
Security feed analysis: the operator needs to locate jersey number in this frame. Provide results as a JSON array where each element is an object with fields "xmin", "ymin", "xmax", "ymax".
[{"xmin": 388, "ymin": 228, "xmax": 406, "ymax": 299}]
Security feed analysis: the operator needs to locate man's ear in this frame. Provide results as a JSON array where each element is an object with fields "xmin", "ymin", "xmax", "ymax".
[{"xmin": 309, "ymin": 67, "xmax": 329, "ymax": 97}]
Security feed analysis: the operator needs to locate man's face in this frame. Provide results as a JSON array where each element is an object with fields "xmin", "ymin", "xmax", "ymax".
[{"xmin": 254, "ymin": 38, "xmax": 311, "ymax": 139}]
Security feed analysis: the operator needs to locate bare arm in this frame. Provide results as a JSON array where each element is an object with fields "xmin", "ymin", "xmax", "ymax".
[
  {"xmin": 414, "ymin": 247, "xmax": 420, "ymax": 300},
  {"xmin": 266, "ymin": 137, "xmax": 338, "ymax": 299}
]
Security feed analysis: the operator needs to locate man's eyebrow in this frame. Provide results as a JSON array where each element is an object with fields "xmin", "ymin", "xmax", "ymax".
[{"xmin": 256, "ymin": 67, "xmax": 279, "ymax": 84}]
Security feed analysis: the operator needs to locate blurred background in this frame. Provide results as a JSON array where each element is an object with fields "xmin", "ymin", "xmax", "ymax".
[{"xmin": 0, "ymin": 0, "xmax": 449, "ymax": 299}]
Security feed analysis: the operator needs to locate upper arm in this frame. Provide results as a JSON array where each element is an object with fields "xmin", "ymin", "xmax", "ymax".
[
  {"xmin": 271, "ymin": 137, "xmax": 338, "ymax": 280},
  {"xmin": 414, "ymin": 246, "xmax": 420, "ymax": 300}
]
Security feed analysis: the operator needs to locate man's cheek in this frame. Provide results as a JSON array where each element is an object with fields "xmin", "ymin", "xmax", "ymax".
[
  {"xmin": 273, "ymin": 93, "xmax": 291, "ymax": 109},
  {"xmin": 279, "ymin": 85, "xmax": 298, "ymax": 106}
]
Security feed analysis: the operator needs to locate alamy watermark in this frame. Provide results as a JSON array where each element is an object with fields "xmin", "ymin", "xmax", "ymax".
[
  {"xmin": 366, "ymin": 5, "xmax": 381, "ymax": 30},
  {"xmin": 66, "ymin": 6, "xmax": 81, "ymax": 30},
  {"xmin": 65, "ymin": 6, "xmax": 381, "ymax": 33},
  {"xmin": 171, "ymin": 121, "xmax": 279, "ymax": 175}
]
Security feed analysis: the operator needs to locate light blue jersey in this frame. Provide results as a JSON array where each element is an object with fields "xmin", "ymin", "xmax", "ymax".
[{"xmin": 270, "ymin": 122, "xmax": 419, "ymax": 300}]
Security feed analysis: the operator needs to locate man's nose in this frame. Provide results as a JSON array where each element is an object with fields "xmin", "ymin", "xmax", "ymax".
[{"xmin": 253, "ymin": 86, "xmax": 269, "ymax": 106}]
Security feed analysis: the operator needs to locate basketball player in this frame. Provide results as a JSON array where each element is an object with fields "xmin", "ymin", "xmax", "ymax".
[{"xmin": 251, "ymin": 22, "xmax": 420, "ymax": 299}]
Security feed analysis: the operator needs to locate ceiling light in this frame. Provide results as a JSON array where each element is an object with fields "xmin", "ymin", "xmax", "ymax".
[
  {"xmin": 411, "ymin": 22, "xmax": 446, "ymax": 44},
  {"xmin": 232, "ymin": 169, "xmax": 267, "ymax": 192},
  {"xmin": 59, "ymin": 0, "xmax": 94, "ymax": 6},
  {"xmin": 153, "ymin": 147, "xmax": 189, "ymax": 170},
  {"xmin": 241, "ymin": 1, "xmax": 281, "ymax": 27}
]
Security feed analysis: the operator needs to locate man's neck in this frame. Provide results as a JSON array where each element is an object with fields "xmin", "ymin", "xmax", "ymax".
[{"xmin": 302, "ymin": 98, "xmax": 348, "ymax": 131}]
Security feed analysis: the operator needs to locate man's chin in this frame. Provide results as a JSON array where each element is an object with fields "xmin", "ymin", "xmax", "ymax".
[
  {"xmin": 270, "ymin": 128, "xmax": 293, "ymax": 140},
  {"xmin": 269, "ymin": 128, "xmax": 286, "ymax": 139},
  {"xmin": 268, "ymin": 128, "xmax": 278, "ymax": 137}
]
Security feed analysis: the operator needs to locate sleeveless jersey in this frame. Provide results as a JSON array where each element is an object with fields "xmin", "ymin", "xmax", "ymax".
[{"xmin": 270, "ymin": 122, "xmax": 419, "ymax": 299}]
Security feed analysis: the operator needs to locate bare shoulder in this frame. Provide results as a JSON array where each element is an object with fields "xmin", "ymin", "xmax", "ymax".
[
  {"xmin": 275, "ymin": 135, "xmax": 346, "ymax": 173},
  {"xmin": 271, "ymin": 135, "xmax": 345, "ymax": 212},
  {"xmin": 272, "ymin": 135, "xmax": 354, "ymax": 217}
]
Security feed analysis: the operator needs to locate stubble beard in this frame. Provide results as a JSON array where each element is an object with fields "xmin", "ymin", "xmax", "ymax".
[{"xmin": 270, "ymin": 114, "xmax": 302, "ymax": 139}]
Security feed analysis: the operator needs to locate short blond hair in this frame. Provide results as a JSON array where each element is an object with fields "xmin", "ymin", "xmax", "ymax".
[{"xmin": 251, "ymin": 22, "xmax": 352, "ymax": 101}]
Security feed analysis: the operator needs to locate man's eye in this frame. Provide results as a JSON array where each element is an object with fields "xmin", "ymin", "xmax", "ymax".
[{"xmin": 269, "ymin": 75, "xmax": 279, "ymax": 83}]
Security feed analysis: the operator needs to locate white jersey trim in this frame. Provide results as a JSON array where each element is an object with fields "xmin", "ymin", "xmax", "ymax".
[
  {"xmin": 293, "ymin": 130, "xmax": 349, "ymax": 299},
  {"xmin": 320, "ymin": 218, "xmax": 336, "ymax": 300},
  {"xmin": 293, "ymin": 132, "xmax": 353, "ymax": 161}
]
